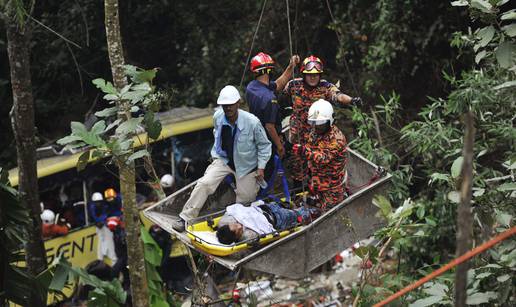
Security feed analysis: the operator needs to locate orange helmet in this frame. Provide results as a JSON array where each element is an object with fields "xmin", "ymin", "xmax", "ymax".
[
  {"xmin": 301, "ymin": 55, "xmax": 323, "ymax": 74},
  {"xmin": 104, "ymin": 188, "xmax": 117, "ymax": 201},
  {"xmin": 250, "ymin": 52, "xmax": 275, "ymax": 74}
]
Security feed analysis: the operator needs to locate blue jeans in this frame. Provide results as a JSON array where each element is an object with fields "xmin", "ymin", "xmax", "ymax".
[{"xmin": 266, "ymin": 203, "xmax": 314, "ymax": 230}]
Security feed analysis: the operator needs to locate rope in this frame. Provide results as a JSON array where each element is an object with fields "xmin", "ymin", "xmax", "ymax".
[
  {"xmin": 239, "ymin": 0, "xmax": 268, "ymax": 89},
  {"xmin": 373, "ymin": 226, "xmax": 516, "ymax": 307}
]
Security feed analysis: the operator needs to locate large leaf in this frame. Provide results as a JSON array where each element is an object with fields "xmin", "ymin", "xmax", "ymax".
[
  {"xmin": 451, "ymin": 156, "xmax": 464, "ymax": 179},
  {"xmin": 470, "ymin": 0, "xmax": 492, "ymax": 13},
  {"xmin": 372, "ymin": 195, "xmax": 392, "ymax": 218},
  {"xmin": 91, "ymin": 120, "xmax": 106, "ymax": 135},
  {"xmin": 143, "ymin": 112, "xmax": 162, "ymax": 140},
  {"xmin": 475, "ymin": 50, "xmax": 487, "ymax": 64},
  {"xmin": 57, "ymin": 135, "xmax": 82, "ymax": 145},
  {"xmin": 95, "ymin": 106, "xmax": 118, "ymax": 118},
  {"xmin": 115, "ymin": 117, "xmax": 143, "ymax": 135},
  {"xmin": 466, "ymin": 291, "xmax": 497, "ymax": 305},
  {"xmin": 127, "ymin": 149, "xmax": 150, "ymax": 163},
  {"xmin": 48, "ymin": 263, "xmax": 70, "ymax": 291},
  {"xmin": 476, "ymin": 26, "xmax": 495, "ymax": 47},
  {"xmin": 451, "ymin": 0, "xmax": 468, "ymax": 6},
  {"xmin": 500, "ymin": 9, "xmax": 516, "ymax": 21},
  {"xmin": 70, "ymin": 121, "xmax": 88, "ymax": 135},
  {"xmin": 495, "ymin": 42, "xmax": 516, "ymax": 68},
  {"xmin": 76, "ymin": 151, "xmax": 90, "ymax": 172},
  {"xmin": 502, "ymin": 24, "xmax": 516, "ymax": 37},
  {"xmin": 422, "ymin": 282, "xmax": 448, "ymax": 297},
  {"xmin": 409, "ymin": 295, "xmax": 444, "ymax": 307},
  {"xmin": 493, "ymin": 80, "xmax": 516, "ymax": 90},
  {"xmin": 497, "ymin": 182, "xmax": 516, "ymax": 192},
  {"xmin": 92, "ymin": 78, "xmax": 117, "ymax": 95}
]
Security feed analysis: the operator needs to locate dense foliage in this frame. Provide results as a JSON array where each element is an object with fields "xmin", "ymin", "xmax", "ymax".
[{"xmin": 1, "ymin": 0, "xmax": 514, "ymax": 305}]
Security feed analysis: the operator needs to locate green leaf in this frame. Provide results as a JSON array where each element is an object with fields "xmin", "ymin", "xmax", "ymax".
[
  {"xmin": 409, "ymin": 295, "xmax": 444, "ymax": 307},
  {"xmin": 95, "ymin": 106, "xmax": 118, "ymax": 118},
  {"xmin": 92, "ymin": 78, "xmax": 117, "ymax": 95},
  {"xmin": 115, "ymin": 117, "xmax": 143, "ymax": 135},
  {"xmin": 497, "ymin": 274, "xmax": 511, "ymax": 282},
  {"xmin": 77, "ymin": 151, "xmax": 90, "ymax": 172},
  {"xmin": 373, "ymin": 195, "xmax": 392, "ymax": 218},
  {"xmin": 103, "ymin": 94, "xmax": 119, "ymax": 101},
  {"xmin": 91, "ymin": 120, "xmax": 106, "ymax": 135},
  {"xmin": 70, "ymin": 121, "xmax": 87, "ymax": 135},
  {"xmin": 497, "ymin": 0, "xmax": 510, "ymax": 6},
  {"xmin": 57, "ymin": 135, "xmax": 82, "ymax": 145},
  {"xmin": 429, "ymin": 173, "xmax": 450, "ymax": 184},
  {"xmin": 451, "ymin": 156, "xmax": 464, "ymax": 178},
  {"xmin": 503, "ymin": 24, "xmax": 516, "ymax": 37},
  {"xmin": 475, "ymin": 272, "xmax": 492, "ymax": 279},
  {"xmin": 451, "ymin": 0, "xmax": 468, "ymax": 6},
  {"xmin": 501, "ymin": 10, "xmax": 516, "ymax": 21},
  {"xmin": 423, "ymin": 282, "xmax": 447, "ymax": 297},
  {"xmin": 127, "ymin": 149, "xmax": 149, "ymax": 163},
  {"xmin": 448, "ymin": 191, "xmax": 461, "ymax": 203},
  {"xmin": 493, "ymin": 80, "xmax": 516, "ymax": 90},
  {"xmin": 48, "ymin": 264, "xmax": 70, "ymax": 291},
  {"xmin": 495, "ymin": 211, "xmax": 512, "ymax": 226},
  {"xmin": 497, "ymin": 182, "xmax": 516, "ymax": 192},
  {"xmin": 470, "ymin": 0, "xmax": 492, "ymax": 13},
  {"xmin": 475, "ymin": 50, "xmax": 487, "ymax": 64},
  {"xmin": 466, "ymin": 291, "xmax": 497, "ymax": 305},
  {"xmin": 105, "ymin": 118, "xmax": 122, "ymax": 132},
  {"xmin": 143, "ymin": 112, "xmax": 162, "ymax": 140},
  {"xmin": 476, "ymin": 26, "xmax": 495, "ymax": 47},
  {"xmin": 495, "ymin": 42, "xmax": 516, "ymax": 68}
]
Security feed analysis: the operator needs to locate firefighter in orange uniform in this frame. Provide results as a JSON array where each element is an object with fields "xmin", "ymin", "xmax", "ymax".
[
  {"xmin": 292, "ymin": 99, "xmax": 348, "ymax": 210},
  {"xmin": 284, "ymin": 55, "xmax": 360, "ymax": 185}
]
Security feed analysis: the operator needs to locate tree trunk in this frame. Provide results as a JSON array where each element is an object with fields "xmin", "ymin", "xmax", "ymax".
[
  {"xmin": 5, "ymin": 8, "xmax": 47, "ymax": 307},
  {"xmin": 454, "ymin": 111, "xmax": 475, "ymax": 307},
  {"xmin": 103, "ymin": 0, "xmax": 150, "ymax": 306}
]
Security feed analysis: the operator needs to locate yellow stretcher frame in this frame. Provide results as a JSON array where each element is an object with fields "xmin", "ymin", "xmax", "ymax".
[{"xmin": 186, "ymin": 216, "xmax": 301, "ymax": 257}]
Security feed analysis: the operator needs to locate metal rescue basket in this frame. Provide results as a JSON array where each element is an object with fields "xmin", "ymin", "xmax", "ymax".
[{"xmin": 144, "ymin": 148, "xmax": 391, "ymax": 279}]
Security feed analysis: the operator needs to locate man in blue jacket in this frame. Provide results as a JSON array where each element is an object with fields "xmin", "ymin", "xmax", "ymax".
[{"xmin": 172, "ymin": 85, "xmax": 271, "ymax": 231}]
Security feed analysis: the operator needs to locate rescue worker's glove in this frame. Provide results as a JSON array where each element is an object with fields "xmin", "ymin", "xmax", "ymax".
[
  {"xmin": 351, "ymin": 97, "xmax": 363, "ymax": 107},
  {"xmin": 292, "ymin": 143, "xmax": 306, "ymax": 156}
]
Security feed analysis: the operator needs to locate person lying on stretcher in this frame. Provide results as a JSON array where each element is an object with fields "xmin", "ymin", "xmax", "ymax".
[{"xmin": 216, "ymin": 201, "xmax": 320, "ymax": 244}]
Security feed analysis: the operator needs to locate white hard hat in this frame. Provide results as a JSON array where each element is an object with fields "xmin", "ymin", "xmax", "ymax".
[
  {"xmin": 160, "ymin": 174, "xmax": 174, "ymax": 188},
  {"xmin": 217, "ymin": 85, "xmax": 241, "ymax": 105},
  {"xmin": 41, "ymin": 209, "xmax": 55, "ymax": 224},
  {"xmin": 91, "ymin": 192, "xmax": 103, "ymax": 202},
  {"xmin": 308, "ymin": 99, "xmax": 334, "ymax": 125}
]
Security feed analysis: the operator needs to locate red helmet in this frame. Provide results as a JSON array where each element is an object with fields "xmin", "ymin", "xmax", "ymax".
[
  {"xmin": 250, "ymin": 52, "xmax": 275, "ymax": 74},
  {"xmin": 301, "ymin": 55, "xmax": 323, "ymax": 74},
  {"xmin": 106, "ymin": 216, "xmax": 122, "ymax": 231}
]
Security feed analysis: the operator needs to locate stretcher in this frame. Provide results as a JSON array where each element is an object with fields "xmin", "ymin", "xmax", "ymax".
[{"xmin": 186, "ymin": 212, "xmax": 302, "ymax": 256}]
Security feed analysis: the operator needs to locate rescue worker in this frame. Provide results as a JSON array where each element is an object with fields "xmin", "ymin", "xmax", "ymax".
[
  {"xmin": 89, "ymin": 192, "xmax": 117, "ymax": 264},
  {"xmin": 292, "ymin": 99, "xmax": 348, "ymax": 210},
  {"xmin": 246, "ymin": 52, "xmax": 300, "ymax": 176},
  {"xmin": 160, "ymin": 173, "xmax": 175, "ymax": 196},
  {"xmin": 107, "ymin": 216, "xmax": 129, "ymax": 290},
  {"xmin": 104, "ymin": 188, "xmax": 122, "ymax": 217},
  {"xmin": 41, "ymin": 209, "xmax": 70, "ymax": 239},
  {"xmin": 284, "ymin": 55, "xmax": 361, "ymax": 185},
  {"xmin": 172, "ymin": 85, "xmax": 272, "ymax": 231}
]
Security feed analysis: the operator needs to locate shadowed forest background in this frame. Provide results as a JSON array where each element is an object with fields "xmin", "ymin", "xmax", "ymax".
[{"xmin": 1, "ymin": 0, "xmax": 471, "ymax": 168}]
